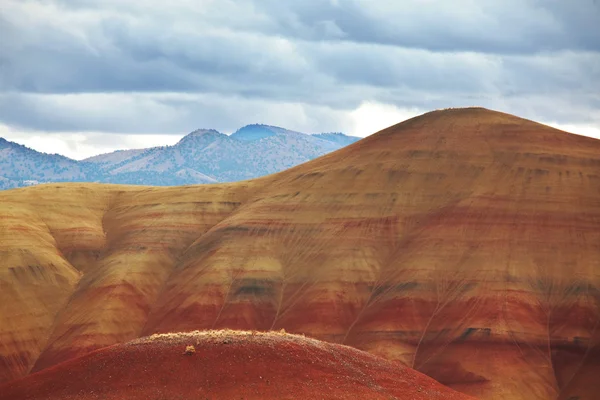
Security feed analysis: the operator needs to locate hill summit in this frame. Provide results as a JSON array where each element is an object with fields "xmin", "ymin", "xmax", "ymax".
[{"xmin": 0, "ymin": 330, "xmax": 473, "ymax": 400}]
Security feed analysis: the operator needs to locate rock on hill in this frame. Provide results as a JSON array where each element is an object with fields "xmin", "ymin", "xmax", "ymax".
[
  {"xmin": 0, "ymin": 330, "xmax": 473, "ymax": 400},
  {"xmin": 1, "ymin": 108, "xmax": 599, "ymax": 400}
]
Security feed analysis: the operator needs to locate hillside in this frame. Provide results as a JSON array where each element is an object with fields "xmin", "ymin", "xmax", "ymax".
[
  {"xmin": 0, "ymin": 126, "xmax": 360, "ymax": 189},
  {"xmin": 0, "ymin": 330, "xmax": 473, "ymax": 400},
  {"xmin": 0, "ymin": 138, "xmax": 87, "ymax": 189},
  {"xmin": 1, "ymin": 108, "xmax": 599, "ymax": 400}
]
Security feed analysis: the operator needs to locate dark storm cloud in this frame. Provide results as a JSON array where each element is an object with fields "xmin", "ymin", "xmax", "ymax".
[
  {"xmin": 0, "ymin": 10, "xmax": 308, "ymax": 94},
  {"xmin": 45, "ymin": 0, "xmax": 600, "ymax": 53},
  {"xmin": 0, "ymin": 0, "xmax": 599, "ymax": 134},
  {"xmin": 249, "ymin": 0, "xmax": 600, "ymax": 54}
]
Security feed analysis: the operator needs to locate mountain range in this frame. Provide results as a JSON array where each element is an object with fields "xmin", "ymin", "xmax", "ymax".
[{"xmin": 0, "ymin": 125, "xmax": 359, "ymax": 189}]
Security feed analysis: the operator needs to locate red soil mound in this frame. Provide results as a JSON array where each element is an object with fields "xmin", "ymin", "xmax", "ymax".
[{"xmin": 0, "ymin": 330, "xmax": 473, "ymax": 400}]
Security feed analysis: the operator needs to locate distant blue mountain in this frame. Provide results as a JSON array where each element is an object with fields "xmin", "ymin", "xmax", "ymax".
[
  {"xmin": 0, "ymin": 125, "xmax": 361, "ymax": 189},
  {"xmin": 0, "ymin": 138, "xmax": 87, "ymax": 190},
  {"xmin": 230, "ymin": 124, "xmax": 279, "ymax": 141}
]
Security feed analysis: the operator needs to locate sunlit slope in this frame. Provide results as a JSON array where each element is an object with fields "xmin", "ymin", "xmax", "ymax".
[
  {"xmin": 1, "ymin": 108, "xmax": 599, "ymax": 400},
  {"xmin": 0, "ymin": 183, "xmax": 255, "ymax": 382}
]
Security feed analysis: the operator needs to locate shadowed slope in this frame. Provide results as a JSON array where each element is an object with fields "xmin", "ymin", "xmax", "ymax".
[
  {"xmin": 1, "ymin": 108, "xmax": 599, "ymax": 400},
  {"xmin": 0, "ymin": 330, "xmax": 473, "ymax": 400}
]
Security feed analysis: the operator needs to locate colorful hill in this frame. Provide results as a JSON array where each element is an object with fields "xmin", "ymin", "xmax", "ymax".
[{"xmin": 1, "ymin": 108, "xmax": 599, "ymax": 399}]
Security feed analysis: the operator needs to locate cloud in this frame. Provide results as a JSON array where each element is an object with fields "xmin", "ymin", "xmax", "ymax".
[
  {"xmin": 349, "ymin": 102, "xmax": 423, "ymax": 136},
  {"xmin": 545, "ymin": 122, "xmax": 600, "ymax": 141},
  {"xmin": 0, "ymin": 124, "xmax": 184, "ymax": 160},
  {"xmin": 0, "ymin": 92, "xmax": 351, "ymax": 134},
  {"xmin": 0, "ymin": 0, "xmax": 599, "ymax": 157}
]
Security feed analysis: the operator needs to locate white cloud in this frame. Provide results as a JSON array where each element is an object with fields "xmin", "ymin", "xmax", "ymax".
[
  {"xmin": 0, "ymin": 100, "xmax": 420, "ymax": 159},
  {"xmin": 544, "ymin": 122, "xmax": 600, "ymax": 140},
  {"xmin": 2, "ymin": 101, "xmax": 599, "ymax": 161},
  {"xmin": 348, "ymin": 102, "xmax": 423, "ymax": 136},
  {"xmin": 0, "ymin": 124, "xmax": 183, "ymax": 160}
]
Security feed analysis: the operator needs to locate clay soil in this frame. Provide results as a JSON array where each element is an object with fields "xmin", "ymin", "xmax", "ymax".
[{"xmin": 0, "ymin": 330, "xmax": 473, "ymax": 400}]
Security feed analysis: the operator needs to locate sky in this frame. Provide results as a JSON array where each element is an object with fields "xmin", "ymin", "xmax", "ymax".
[{"xmin": 1, "ymin": 0, "xmax": 599, "ymax": 160}]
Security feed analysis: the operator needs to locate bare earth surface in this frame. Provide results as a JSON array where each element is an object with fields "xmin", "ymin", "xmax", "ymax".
[
  {"xmin": 0, "ymin": 330, "xmax": 473, "ymax": 400},
  {"xmin": 1, "ymin": 108, "xmax": 599, "ymax": 399}
]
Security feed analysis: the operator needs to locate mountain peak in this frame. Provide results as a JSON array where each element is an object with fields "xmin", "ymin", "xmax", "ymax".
[
  {"xmin": 176, "ymin": 129, "xmax": 225, "ymax": 146},
  {"xmin": 0, "ymin": 137, "xmax": 22, "ymax": 150},
  {"xmin": 230, "ymin": 124, "xmax": 281, "ymax": 142},
  {"xmin": 408, "ymin": 107, "xmax": 517, "ymax": 123},
  {"xmin": 184, "ymin": 129, "xmax": 222, "ymax": 138}
]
